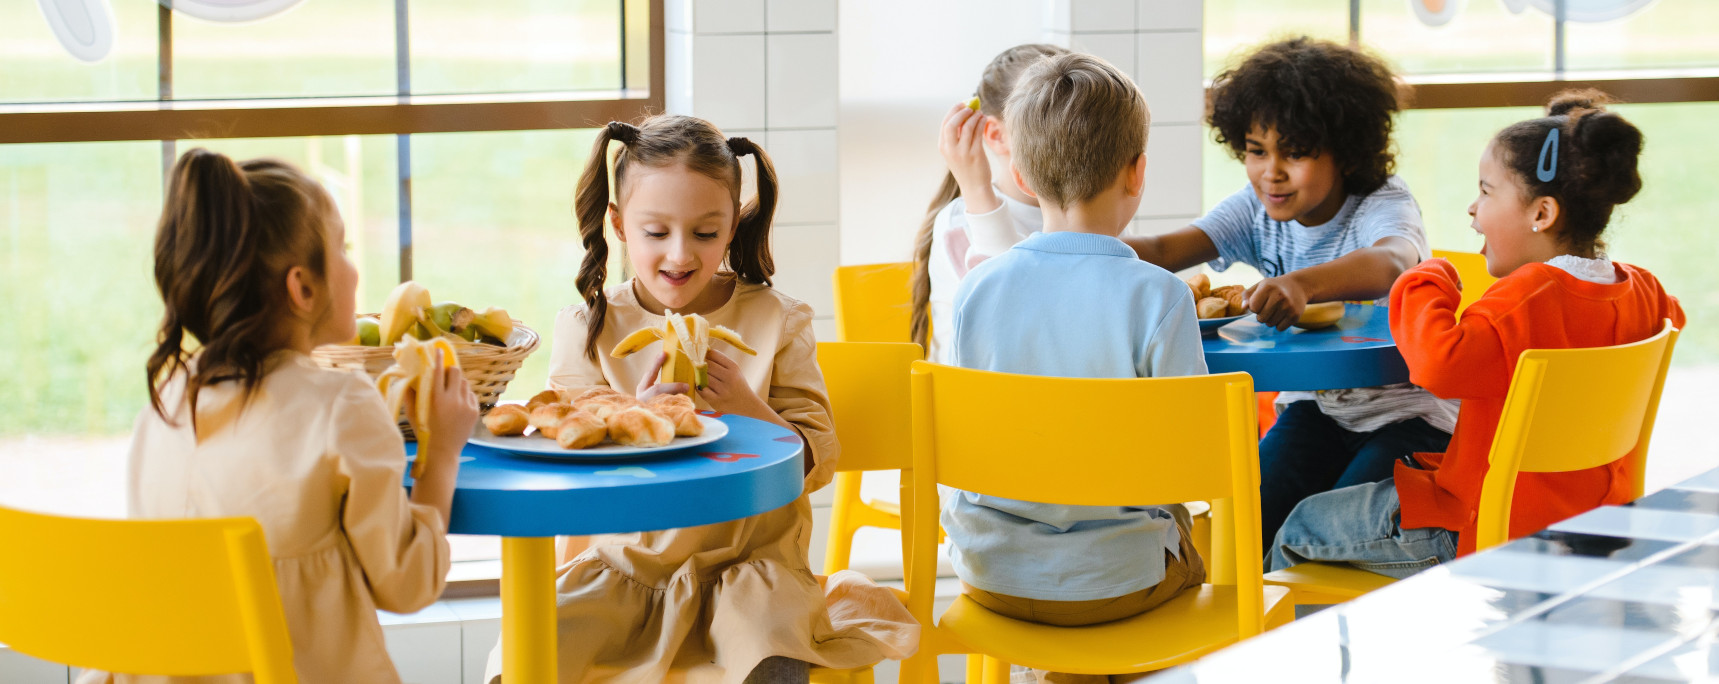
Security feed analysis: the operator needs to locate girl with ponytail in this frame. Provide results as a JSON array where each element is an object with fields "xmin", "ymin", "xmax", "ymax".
[
  {"xmin": 1267, "ymin": 90, "xmax": 1686, "ymax": 577},
  {"xmin": 912, "ymin": 43, "xmax": 1067, "ymax": 361},
  {"xmin": 83, "ymin": 149, "xmax": 476, "ymax": 684},
  {"xmin": 520, "ymin": 115, "xmax": 916, "ymax": 683}
]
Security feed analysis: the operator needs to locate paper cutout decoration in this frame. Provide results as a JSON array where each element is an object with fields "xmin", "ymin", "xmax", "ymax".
[
  {"xmin": 37, "ymin": 0, "xmax": 307, "ymax": 63},
  {"xmin": 1410, "ymin": 0, "xmax": 1658, "ymax": 27}
]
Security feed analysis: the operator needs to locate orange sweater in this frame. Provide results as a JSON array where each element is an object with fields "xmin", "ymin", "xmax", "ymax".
[{"xmin": 1388, "ymin": 259, "xmax": 1685, "ymax": 555}]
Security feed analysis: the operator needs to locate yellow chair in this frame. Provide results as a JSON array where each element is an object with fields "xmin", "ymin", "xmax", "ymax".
[
  {"xmin": 1266, "ymin": 320, "xmax": 1680, "ymax": 604},
  {"xmin": 807, "ymin": 341, "xmax": 924, "ymax": 684},
  {"xmin": 818, "ymin": 341, "xmax": 924, "ymax": 576},
  {"xmin": 899, "ymin": 363, "xmax": 1292, "ymax": 683},
  {"xmin": 824, "ymin": 263, "xmax": 919, "ymax": 581},
  {"xmin": 0, "ymin": 505, "xmax": 296, "ymax": 683},
  {"xmin": 1432, "ymin": 249, "xmax": 1497, "ymax": 315},
  {"xmin": 832, "ymin": 262, "xmax": 914, "ymax": 344}
]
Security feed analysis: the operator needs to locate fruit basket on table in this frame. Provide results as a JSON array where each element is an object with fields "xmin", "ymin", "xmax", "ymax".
[{"xmin": 311, "ymin": 281, "xmax": 540, "ymax": 440}]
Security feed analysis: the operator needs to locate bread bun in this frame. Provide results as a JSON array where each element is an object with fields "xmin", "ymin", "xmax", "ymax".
[
  {"xmin": 528, "ymin": 404, "xmax": 575, "ymax": 439},
  {"xmin": 555, "ymin": 411, "xmax": 608, "ymax": 449},
  {"xmin": 1184, "ymin": 272, "xmax": 1211, "ymax": 300},
  {"xmin": 606, "ymin": 406, "xmax": 675, "ymax": 447},
  {"xmin": 1293, "ymin": 301, "xmax": 1345, "ymax": 330},
  {"xmin": 525, "ymin": 389, "xmax": 564, "ymax": 411},
  {"xmin": 482, "ymin": 404, "xmax": 530, "ymax": 436},
  {"xmin": 1196, "ymin": 297, "xmax": 1229, "ymax": 319}
]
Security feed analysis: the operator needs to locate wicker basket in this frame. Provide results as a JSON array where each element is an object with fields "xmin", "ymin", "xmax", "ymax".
[{"xmin": 310, "ymin": 318, "xmax": 540, "ymax": 438}]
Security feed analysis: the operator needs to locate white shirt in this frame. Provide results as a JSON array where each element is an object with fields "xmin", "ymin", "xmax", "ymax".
[{"xmin": 926, "ymin": 185, "xmax": 1044, "ymax": 364}]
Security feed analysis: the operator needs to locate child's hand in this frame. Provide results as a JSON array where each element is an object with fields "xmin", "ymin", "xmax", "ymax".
[
  {"xmin": 1246, "ymin": 276, "xmax": 1311, "ymax": 331},
  {"xmin": 635, "ymin": 352, "xmax": 691, "ymax": 402},
  {"xmin": 939, "ymin": 102, "xmax": 999, "ymax": 214},
  {"xmin": 698, "ymin": 349, "xmax": 772, "ymax": 419},
  {"xmin": 413, "ymin": 356, "xmax": 478, "ymax": 466}
]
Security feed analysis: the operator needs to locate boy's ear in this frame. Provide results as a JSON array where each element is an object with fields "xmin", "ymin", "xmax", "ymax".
[
  {"xmin": 1009, "ymin": 164, "xmax": 1038, "ymax": 199},
  {"xmin": 284, "ymin": 265, "xmax": 318, "ymax": 320},
  {"xmin": 1127, "ymin": 152, "xmax": 1147, "ymax": 198},
  {"xmin": 609, "ymin": 201, "xmax": 626, "ymax": 243}
]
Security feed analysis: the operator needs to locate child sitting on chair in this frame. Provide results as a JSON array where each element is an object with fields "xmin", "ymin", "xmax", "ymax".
[{"xmin": 946, "ymin": 52, "xmax": 1207, "ymax": 684}]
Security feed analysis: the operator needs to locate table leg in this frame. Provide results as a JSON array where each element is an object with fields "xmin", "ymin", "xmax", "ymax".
[{"xmin": 502, "ymin": 536, "xmax": 557, "ymax": 683}]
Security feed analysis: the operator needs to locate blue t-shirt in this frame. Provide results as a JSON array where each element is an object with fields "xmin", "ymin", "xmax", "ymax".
[
  {"xmin": 1194, "ymin": 175, "xmax": 1430, "ymax": 278},
  {"xmin": 944, "ymin": 231, "xmax": 1208, "ymax": 601}
]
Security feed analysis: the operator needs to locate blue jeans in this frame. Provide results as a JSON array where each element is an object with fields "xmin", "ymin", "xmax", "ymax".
[
  {"xmin": 1267, "ymin": 478, "xmax": 1458, "ymax": 580},
  {"xmin": 1257, "ymin": 401, "xmax": 1452, "ymax": 549}
]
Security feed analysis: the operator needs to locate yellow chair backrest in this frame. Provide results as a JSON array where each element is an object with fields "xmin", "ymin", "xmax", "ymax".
[
  {"xmin": 833, "ymin": 262, "xmax": 914, "ymax": 343},
  {"xmin": 818, "ymin": 341, "xmax": 924, "ymax": 473},
  {"xmin": 906, "ymin": 363, "xmax": 1265, "ymax": 634},
  {"xmin": 1475, "ymin": 320, "xmax": 1680, "ymax": 550},
  {"xmin": 1432, "ymin": 249, "xmax": 1497, "ymax": 315},
  {"xmin": 0, "ymin": 505, "xmax": 297, "ymax": 683}
]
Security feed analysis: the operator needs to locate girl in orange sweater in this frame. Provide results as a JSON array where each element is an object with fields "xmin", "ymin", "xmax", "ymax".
[{"xmin": 1267, "ymin": 90, "xmax": 1685, "ymax": 576}]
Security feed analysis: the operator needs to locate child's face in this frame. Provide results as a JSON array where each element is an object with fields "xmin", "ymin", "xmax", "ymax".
[
  {"xmin": 312, "ymin": 205, "xmax": 359, "ymax": 346},
  {"xmin": 613, "ymin": 164, "xmax": 738, "ymax": 314},
  {"xmin": 1243, "ymin": 125, "xmax": 1346, "ymax": 226},
  {"xmin": 1469, "ymin": 141, "xmax": 1544, "ymax": 278}
]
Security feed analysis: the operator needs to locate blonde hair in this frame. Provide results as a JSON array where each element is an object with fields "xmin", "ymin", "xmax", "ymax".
[
  {"xmin": 909, "ymin": 43, "xmax": 1070, "ymax": 350},
  {"xmin": 1004, "ymin": 52, "xmax": 1149, "ymax": 208}
]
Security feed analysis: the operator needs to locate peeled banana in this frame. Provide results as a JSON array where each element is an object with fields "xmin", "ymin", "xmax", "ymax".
[
  {"xmin": 380, "ymin": 281, "xmax": 432, "ymax": 346},
  {"xmin": 610, "ymin": 312, "xmax": 756, "ymax": 389},
  {"xmin": 375, "ymin": 335, "xmax": 460, "ymax": 478}
]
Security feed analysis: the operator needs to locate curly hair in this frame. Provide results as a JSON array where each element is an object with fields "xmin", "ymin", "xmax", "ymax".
[{"xmin": 1207, "ymin": 36, "xmax": 1404, "ymax": 196}]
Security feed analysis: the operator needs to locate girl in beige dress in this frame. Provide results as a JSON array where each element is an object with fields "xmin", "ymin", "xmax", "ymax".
[
  {"xmin": 484, "ymin": 116, "xmax": 917, "ymax": 683},
  {"xmin": 78, "ymin": 150, "xmax": 478, "ymax": 684}
]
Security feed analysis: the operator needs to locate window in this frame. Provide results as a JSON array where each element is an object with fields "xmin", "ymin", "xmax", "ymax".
[{"xmin": 0, "ymin": 1, "xmax": 662, "ymax": 572}]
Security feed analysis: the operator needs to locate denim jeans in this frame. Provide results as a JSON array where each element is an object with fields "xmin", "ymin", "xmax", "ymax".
[
  {"xmin": 1267, "ymin": 478, "xmax": 1458, "ymax": 580},
  {"xmin": 1257, "ymin": 401, "xmax": 1452, "ymax": 549}
]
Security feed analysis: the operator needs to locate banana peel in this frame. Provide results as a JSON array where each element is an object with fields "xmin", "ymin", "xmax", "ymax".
[
  {"xmin": 376, "ymin": 336, "xmax": 460, "ymax": 478},
  {"xmin": 609, "ymin": 312, "xmax": 756, "ymax": 390},
  {"xmin": 469, "ymin": 307, "xmax": 515, "ymax": 343},
  {"xmin": 380, "ymin": 281, "xmax": 433, "ymax": 346}
]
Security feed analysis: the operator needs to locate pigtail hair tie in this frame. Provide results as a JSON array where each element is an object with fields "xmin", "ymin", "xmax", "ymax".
[
  {"xmin": 606, "ymin": 121, "xmax": 640, "ymax": 144},
  {"xmin": 727, "ymin": 136, "xmax": 754, "ymax": 157}
]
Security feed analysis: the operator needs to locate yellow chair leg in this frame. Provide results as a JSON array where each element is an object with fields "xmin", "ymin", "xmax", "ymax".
[
  {"xmin": 982, "ymin": 655, "xmax": 1009, "ymax": 684},
  {"xmin": 501, "ymin": 536, "xmax": 557, "ymax": 684},
  {"xmin": 825, "ymin": 472, "xmax": 865, "ymax": 574},
  {"xmin": 966, "ymin": 654, "xmax": 984, "ymax": 682}
]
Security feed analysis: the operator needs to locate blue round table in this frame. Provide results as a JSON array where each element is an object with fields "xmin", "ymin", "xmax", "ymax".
[
  {"xmin": 1200, "ymin": 303, "xmax": 1410, "ymax": 392},
  {"xmin": 406, "ymin": 412, "xmax": 805, "ymax": 683}
]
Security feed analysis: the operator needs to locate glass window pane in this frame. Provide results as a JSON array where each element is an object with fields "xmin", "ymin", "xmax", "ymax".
[
  {"xmin": 1566, "ymin": 0, "xmax": 1719, "ymax": 71},
  {"xmin": 0, "ymin": 1, "xmax": 158, "ymax": 102},
  {"xmin": 1358, "ymin": 0, "xmax": 1555, "ymax": 76},
  {"xmin": 172, "ymin": 1, "xmax": 396, "ymax": 99},
  {"xmin": 410, "ymin": 129, "xmax": 595, "ymax": 404},
  {"xmin": 1205, "ymin": 0, "xmax": 1349, "ymax": 77},
  {"xmin": 410, "ymin": 0, "xmax": 622, "ymax": 95}
]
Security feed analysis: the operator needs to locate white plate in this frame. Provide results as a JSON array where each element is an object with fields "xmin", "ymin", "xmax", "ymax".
[{"xmin": 468, "ymin": 415, "xmax": 728, "ymax": 460}]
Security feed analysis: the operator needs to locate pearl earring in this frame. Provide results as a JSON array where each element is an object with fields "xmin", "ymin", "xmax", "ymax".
[{"xmin": 1531, "ymin": 224, "xmax": 1540, "ymax": 233}]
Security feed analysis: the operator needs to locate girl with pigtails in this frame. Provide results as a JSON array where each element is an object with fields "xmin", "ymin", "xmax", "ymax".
[{"xmin": 484, "ymin": 115, "xmax": 917, "ymax": 684}]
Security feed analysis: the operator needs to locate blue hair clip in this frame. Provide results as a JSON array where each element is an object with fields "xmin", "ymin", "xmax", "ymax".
[{"xmin": 1536, "ymin": 127, "xmax": 1560, "ymax": 182}]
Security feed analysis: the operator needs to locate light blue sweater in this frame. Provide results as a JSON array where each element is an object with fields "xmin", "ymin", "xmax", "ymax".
[{"xmin": 945, "ymin": 231, "xmax": 1208, "ymax": 601}]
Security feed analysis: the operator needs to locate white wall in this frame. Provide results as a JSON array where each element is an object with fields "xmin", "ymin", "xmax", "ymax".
[{"xmin": 838, "ymin": 0, "xmax": 1048, "ymax": 266}]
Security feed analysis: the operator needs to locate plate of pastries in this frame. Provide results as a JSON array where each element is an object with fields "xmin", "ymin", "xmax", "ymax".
[
  {"xmin": 1184, "ymin": 273, "xmax": 1252, "ymax": 335},
  {"xmin": 469, "ymin": 387, "xmax": 728, "ymax": 459}
]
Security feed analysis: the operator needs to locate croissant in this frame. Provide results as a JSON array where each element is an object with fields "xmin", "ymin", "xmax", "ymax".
[
  {"xmin": 646, "ymin": 393, "xmax": 695, "ymax": 412},
  {"xmin": 571, "ymin": 386, "xmax": 623, "ymax": 404},
  {"xmin": 578, "ymin": 394, "xmax": 640, "ymax": 420},
  {"xmin": 555, "ymin": 411, "xmax": 609, "ymax": 449},
  {"xmin": 1184, "ymin": 272, "xmax": 1211, "ymax": 300},
  {"xmin": 606, "ymin": 406, "xmax": 675, "ymax": 447},
  {"xmin": 529, "ymin": 404, "xmax": 576, "ymax": 439},
  {"xmin": 525, "ymin": 389, "xmax": 564, "ymax": 411},
  {"xmin": 482, "ymin": 404, "xmax": 530, "ymax": 436},
  {"xmin": 1224, "ymin": 288, "xmax": 1247, "ymax": 316},
  {"xmin": 1196, "ymin": 297, "xmax": 1229, "ymax": 319}
]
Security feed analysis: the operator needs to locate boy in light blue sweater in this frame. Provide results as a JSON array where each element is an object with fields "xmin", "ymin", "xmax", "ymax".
[{"xmin": 946, "ymin": 53, "xmax": 1208, "ymax": 673}]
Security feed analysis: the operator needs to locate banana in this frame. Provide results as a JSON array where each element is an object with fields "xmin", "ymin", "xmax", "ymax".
[
  {"xmin": 380, "ymin": 281, "xmax": 433, "ymax": 346},
  {"xmin": 375, "ymin": 335, "xmax": 461, "ymax": 478},
  {"xmin": 609, "ymin": 312, "xmax": 756, "ymax": 389},
  {"xmin": 469, "ymin": 307, "xmax": 515, "ymax": 343}
]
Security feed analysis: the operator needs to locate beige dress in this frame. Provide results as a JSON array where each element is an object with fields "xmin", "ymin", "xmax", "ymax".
[
  {"xmin": 77, "ymin": 352, "xmax": 450, "ymax": 684},
  {"xmin": 484, "ymin": 277, "xmax": 918, "ymax": 683}
]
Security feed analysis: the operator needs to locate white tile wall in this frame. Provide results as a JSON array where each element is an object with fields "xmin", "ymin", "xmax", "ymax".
[
  {"xmin": 766, "ymin": 33, "xmax": 839, "ymax": 129},
  {"xmin": 770, "ymin": 223, "xmax": 839, "ymax": 317},
  {"xmin": 766, "ymin": 0, "xmax": 836, "ymax": 32},
  {"xmin": 765, "ymin": 128, "xmax": 839, "ymax": 225},
  {"xmin": 692, "ymin": 0, "xmax": 765, "ymax": 34},
  {"xmin": 1069, "ymin": 32, "xmax": 1137, "ymax": 81},
  {"xmin": 1138, "ymin": 0, "xmax": 1202, "ymax": 30},
  {"xmin": 1142, "ymin": 123, "xmax": 1204, "ymax": 217},
  {"xmin": 0, "ymin": 646, "xmax": 67, "ymax": 684},
  {"xmin": 1129, "ymin": 216, "xmax": 1200, "ymax": 238},
  {"xmin": 665, "ymin": 30, "xmax": 694, "ymax": 115},
  {"xmin": 1044, "ymin": 0, "xmax": 1074, "ymax": 31},
  {"xmin": 690, "ymin": 34, "xmax": 768, "ymax": 130},
  {"xmin": 1071, "ymin": 0, "xmax": 1135, "ymax": 31},
  {"xmin": 811, "ymin": 317, "xmax": 837, "ymax": 342},
  {"xmin": 447, "ymin": 598, "xmax": 502, "ymax": 684},
  {"xmin": 1136, "ymin": 31, "xmax": 1204, "ymax": 124}
]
